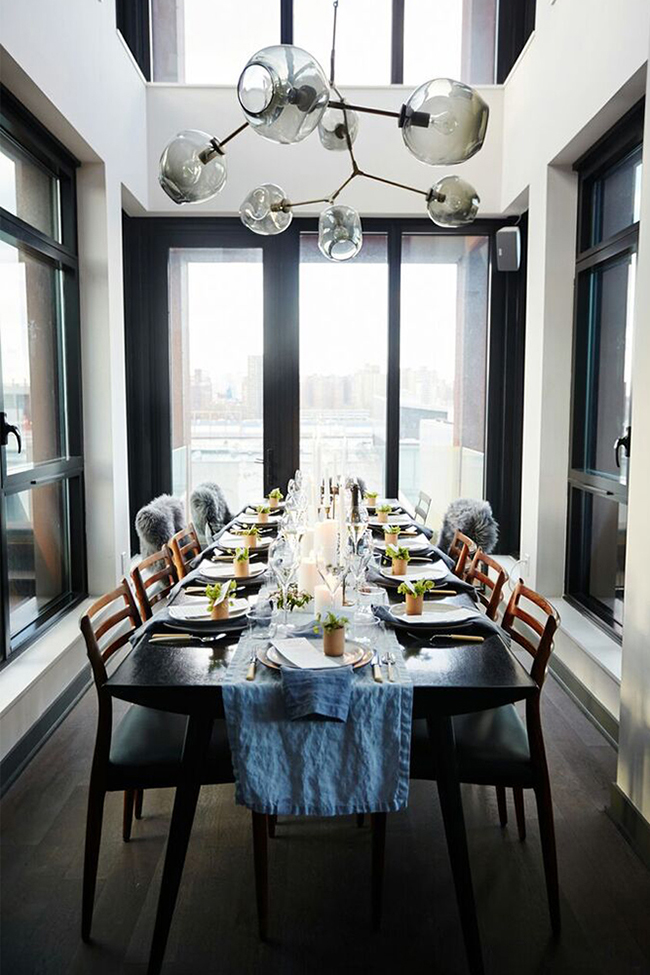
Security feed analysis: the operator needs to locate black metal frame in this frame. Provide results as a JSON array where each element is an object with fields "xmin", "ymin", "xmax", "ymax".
[
  {"xmin": 123, "ymin": 213, "xmax": 525, "ymax": 555},
  {"xmin": 565, "ymin": 99, "xmax": 645, "ymax": 639},
  {"xmin": 122, "ymin": 0, "xmax": 516, "ymax": 85},
  {"xmin": 0, "ymin": 88, "xmax": 86, "ymax": 663}
]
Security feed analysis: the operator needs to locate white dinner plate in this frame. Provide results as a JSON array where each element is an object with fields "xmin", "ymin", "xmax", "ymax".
[
  {"xmin": 249, "ymin": 501, "xmax": 285, "ymax": 511},
  {"xmin": 198, "ymin": 560, "xmax": 266, "ymax": 580},
  {"xmin": 168, "ymin": 597, "xmax": 249, "ymax": 621},
  {"xmin": 375, "ymin": 535, "xmax": 428, "ymax": 552},
  {"xmin": 369, "ymin": 513, "xmax": 411, "ymax": 527},
  {"xmin": 380, "ymin": 563, "xmax": 448, "ymax": 583},
  {"xmin": 218, "ymin": 532, "xmax": 272, "ymax": 549},
  {"xmin": 260, "ymin": 641, "xmax": 371, "ymax": 670},
  {"xmin": 389, "ymin": 602, "xmax": 479, "ymax": 626},
  {"xmin": 238, "ymin": 513, "xmax": 280, "ymax": 526}
]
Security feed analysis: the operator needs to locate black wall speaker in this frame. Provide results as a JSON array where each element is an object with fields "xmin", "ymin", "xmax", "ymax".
[{"xmin": 496, "ymin": 226, "xmax": 521, "ymax": 272}]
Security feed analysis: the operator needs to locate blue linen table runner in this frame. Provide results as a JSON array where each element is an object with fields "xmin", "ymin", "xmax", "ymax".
[{"xmin": 222, "ymin": 626, "xmax": 413, "ymax": 817}]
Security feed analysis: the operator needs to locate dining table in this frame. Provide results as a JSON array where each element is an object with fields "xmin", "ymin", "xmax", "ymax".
[{"xmin": 106, "ymin": 503, "xmax": 537, "ymax": 975}]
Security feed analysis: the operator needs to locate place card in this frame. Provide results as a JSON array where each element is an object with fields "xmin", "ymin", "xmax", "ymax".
[{"xmin": 271, "ymin": 638, "xmax": 342, "ymax": 669}]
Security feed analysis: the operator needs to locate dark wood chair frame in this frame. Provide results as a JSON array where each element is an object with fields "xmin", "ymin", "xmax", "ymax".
[
  {"xmin": 131, "ymin": 548, "xmax": 178, "ymax": 621},
  {"xmin": 168, "ymin": 523, "xmax": 201, "ymax": 579},
  {"xmin": 414, "ymin": 490, "xmax": 432, "ymax": 525},
  {"xmin": 465, "ymin": 549, "xmax": 509, "ymax": 620},
  {"xmin": 448, "ymin": 529, "xmax": 476, "ymax": 578}
]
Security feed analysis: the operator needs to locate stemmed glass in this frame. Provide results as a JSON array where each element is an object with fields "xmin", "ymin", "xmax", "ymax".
[
  {"xmin": 314, "ymin": 533, "xmax": 348, "ymax": 622},
  {"xmin": 268, "ymin": 534, "xmax": 300, "ymax": 635},
  {"xmin": 345, "ymin": 530, "xmax": 375, "ymax": 638}
]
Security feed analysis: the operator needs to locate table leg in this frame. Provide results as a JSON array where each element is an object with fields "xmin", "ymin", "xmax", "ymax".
[
  {"xmin": 429, "ymin": 714, "xmax": 484, "ymax": 975},
  {"xmin": 147, "ymin": 714, "xmax": 213, "ymax": 975}
]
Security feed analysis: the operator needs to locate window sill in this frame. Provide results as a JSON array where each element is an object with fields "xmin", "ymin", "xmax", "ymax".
[{"xmin": 548, "ymin": 596, "xmax": 621, "ymax": 684}]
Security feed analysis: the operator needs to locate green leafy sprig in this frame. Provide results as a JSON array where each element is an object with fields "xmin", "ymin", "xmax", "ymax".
[
  {"xmin": 205, "ymin": 579, "xmax": 236, "ymax": 610},
  {"xmin": 315, "ymin": 611, "xmax": 349, "ymax": 633},
  {"xmin": 386, "ymin": 545, "xmax": 411, "ymax": 562},
  {"xmin": 271, "ymin": 584, "xmax": 313, "ymax": 611},
  {"xmin": 268, "ymin": 488, "xmax": 284, "ymax": 500},
  {"xmin": 397, "ymin": 579, "xmax": 435, "ymax": 597}
]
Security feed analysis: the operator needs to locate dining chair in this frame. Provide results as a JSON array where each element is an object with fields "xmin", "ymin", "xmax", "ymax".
[
  {"xmin": 414, "ymin": 491, "xmax": 431, "ymax": 525},
  {"xmin": 408, "ymin": 580, "xmax": 561, "ymax": 934},
  {"xmin": 168, "ymin": 523, "xmax": 201, "ymax": 578},
  {"xmin": 465, "ymin": 549, "xmax": 508, "ymax": 620},
  {"xmin": 131, "ymin": 548, "xmax": 178, "ymax": 621},
  {"xmin": 448, "ymin": 528, "xmax": 476, "ymax": 578},
  {"xmin": 79, "ymin": 580, "xmax": 237, "ymax": 942}
]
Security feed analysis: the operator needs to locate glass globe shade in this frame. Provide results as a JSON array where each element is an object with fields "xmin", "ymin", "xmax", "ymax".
[
  {"xmin": 401, "ymin": 79, "xmax": 489, "ymax": 166},
  {"xmin": 237, "ymin": 45, "xmax": 330, "ymax": 145},
  {"xmin": 318, "ymin": 205, "xmax": 363, "ymax": 262},
  {"xmin": 158, "ymin": 130, "xmax": 227, "ymax": 204},
  {"xmin": 240, "ymin": 184, "xmax": 293, "ymax": 236},
  {"xmin": 318, "ymin": 105, "xmax": 359, "ymax": 151},
  {"xmin": 427, "ymin": 176, "xmax": 480, "ymax": 227}
]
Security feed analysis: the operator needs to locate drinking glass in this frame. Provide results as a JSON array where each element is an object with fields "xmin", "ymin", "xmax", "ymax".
[{"xmin": 268, "ymin": 534, "xmax": 300, "ymax": 635}]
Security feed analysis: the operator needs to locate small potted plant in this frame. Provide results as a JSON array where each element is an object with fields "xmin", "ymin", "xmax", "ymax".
[
  {"xmin": 386, "ymin": 544, "xmax": 411, "ymax": 576},
  {"xmin": 364, "ymin": 490, "xmax": 378, "ymax": 509},
  {"xmin": 383, "ymin": 524, "xmax": 400, "ymax": 547},
  {"xmin": 318, "ymin": 611, "xmax": 349, "ymax": 657},
  {"xmin": 256, "ymin": 504, "xmax": 270, "ymax": 525},
  {"xmin": 397, "ymin": 578, "xmax": 435, "ymax": 615},
  {"xmin": 268, "ymin": 488, "xmax": 283, "ymax": 510},
  {"xmin": 233, "ymin": 547, "xmax": 251, "ymax": 578},
  {"xmin": 205, "ymin": 580, "xmax": 236, "ymax": 620},
  {"xmin": 376, "ymin": 503, "xmax": 392, "ymax": 524},
  {"xmin": 235, "ymin": 525, "xmax": 261, "ymax": 548}
]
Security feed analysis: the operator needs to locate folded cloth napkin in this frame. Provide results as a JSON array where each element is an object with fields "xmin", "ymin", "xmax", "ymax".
[
  {"xmin": 372, "ymin": 603, "xmax": 502, "ymax": 638},
  {"xmin": 281, "ymin": 665, "xmax": 353, "ymax": 721}
]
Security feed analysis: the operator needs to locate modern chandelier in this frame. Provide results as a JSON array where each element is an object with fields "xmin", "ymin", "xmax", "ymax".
[{"xmin": 158, "ymin": 1, "xmax": 489, "ymax": 261}]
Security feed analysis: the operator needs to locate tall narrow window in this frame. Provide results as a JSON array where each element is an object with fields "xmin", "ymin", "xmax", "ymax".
[
  {"xmin": 399, "ymin": 234, "xmax": 489, "ymax": 524},
  {"xmin": 0, "ymin": 91, "xmax": 84, "ymax": 658},
  {"xmin": 299, "ymin": 233, "xmax": 388, "ymax": 492},
  {"xmin": 567, "ymin": 105, "xmax": 644, "ymax": 635}
]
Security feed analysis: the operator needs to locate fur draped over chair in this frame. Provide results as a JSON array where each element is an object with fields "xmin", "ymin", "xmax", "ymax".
[
  {"xmin": 190, "ymin": 482, "xmax": 233, "ymax": 547},
  {"xmin": 438, "ymin": 498, "xmax": 499, "ymax": 555},
  {"xmin": 135, "ymin": 494, "xmax": 185, "ymax": 558}
]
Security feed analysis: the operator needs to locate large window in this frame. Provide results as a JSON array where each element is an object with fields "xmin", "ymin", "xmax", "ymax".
[
  {"xmin": 0, "ymin": 90, "xmax": 85, "ymax": 659},
  {"xmin": 566, "ymin": 104, "xmax": 644, "ymax": 636},
  {"xmin": 145, "ymin": 0, "xmax": 497, "ymax": 85}
]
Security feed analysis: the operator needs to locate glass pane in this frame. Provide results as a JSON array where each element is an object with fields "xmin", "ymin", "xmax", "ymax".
[
  {"xmin": 299, "ymin": 233, "xmax": 388, "ymax": 492},
  {"xmin": 572, "ymin": 252, "xmax": 635, "ymax": 482},
  {"xmin": 169, "ymin": 248, "xmax": 264, "ymax": 512},
  {"xmin": 568, "ymin": 487, "xmax": 626, "ymax": 631},
  {"xmin": 0, "ymin": 241, "xmax": 65, "ymax": 470},
  {"xmin": 7, "ymin": 481, "xmax": 69, "ymax": 637},
  {"xmin": 0, "ymin": 133, "xmax": 60, "ymax": 240},
  {"xmin": 404, "ymin": 0, "xmax": 496, "ymax": 86},
  {"xmin": 592, "ymin": 148, "xmax": 643, "ymax": 246},
  {"xmin": 399, "ymin": 235, "xmax": 489, "ymax": 526},
  {"xmin": 151, "ymin": 0, "xmax": 281, "ymax": 83},
  {"xmin": 294, "ymin": 0, "xmax": 392, "ymax": 85}
]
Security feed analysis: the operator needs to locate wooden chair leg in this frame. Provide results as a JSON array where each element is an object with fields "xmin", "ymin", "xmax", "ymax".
[
  {"xmin": 534, "ymin": 779, "xmax": 561, "ymax": 934},
  {"xmin": 134, "ymin": 789, "xmax": 144, "ymax": 820},
  {"xmin": 82, "ymin": 780, "xmax": 106, "ymax": 941},
  {"xmin": 252, "ymin": 812, "xmax": 269, "ymax": 941},
  {"xmin": 356, "ymin": 812, "xmax": 365, "ymax": 828},
  {"xmin": 496, "ymin": 785, "xmax": 508, "ymax": 827},
  {"xmin": 513, "ymin": 787, "xmax": 526, "ymax": 841},
  {"xmin": 122, "ymin": 789, "xmax": 135, "ymax": 842},
  {"xmin": 370, "ymin": 812, "xmax": 387, "ymax": 931},
  {"xmin": 267, "ymin": 813, "xmax": 277, "ymax": 838}
]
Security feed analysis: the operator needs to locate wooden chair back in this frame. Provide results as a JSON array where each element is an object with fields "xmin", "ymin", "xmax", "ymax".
[
  {"xmin": 502, "ymin": 580, "xmax": 560, "ymax": 688},
  {"xmin": 448, "ymin": 529, "xmax": 476, "ymax": 578},
  {"xmin": 465, "ymin": 550, "xmax": 508, "ymax": 620},
  {"xmin": 80, "ymin": 580, "xmax": 141, "ymax": 690},
  {"xmin": 168, "ymin": 523, "xmax": 201, "ymax": 578},
  {"xmin": 131, "ymin": 549, "xmax": 177, "ymax": 621},
  {"xmin": 414, "ymin": 491, "xmax": 431, "ymax": 525}
]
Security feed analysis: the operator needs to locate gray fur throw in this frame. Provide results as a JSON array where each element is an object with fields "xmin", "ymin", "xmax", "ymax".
[
  {"xmin": 135, "ymin": 494, "xmax": 186, "ymax": 557},
  {"xmin": 190, "ymin": 482, "xmax": 233, "ymax": 547},
  {"xmin": 438, "ymin": 498, "xmax": 499, "ymax": 555}
]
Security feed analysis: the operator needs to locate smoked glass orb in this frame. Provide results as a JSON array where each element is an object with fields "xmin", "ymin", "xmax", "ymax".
[
  {"xmin": 318, "ymin": 105, "xmax": 359, "ymax": 151},
  {"xmin": 237, "ymin": 45, "xmax": 330, "ymax": 145},
  {"xmin": 318, "ymin": 205, "xmax": 363, "ymax": 262},
  {"xmin": 427, "ymin": 176, "xmax": 480, "ymax": 227},
  {"xmin": 401, "ymin": 79, "xmax": 489, "ymax": 166},
  {"xmin": 158, "ymin": 130, "xmax": 226, "ymax": 204},
  {"xmin": 240, "ymin": 184, "xmax": 293, "ymax": 236}
]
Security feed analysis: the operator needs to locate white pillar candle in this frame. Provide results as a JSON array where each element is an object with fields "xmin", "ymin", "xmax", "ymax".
[
  {"xmin": 300, "ymin": 528, "xmax": 315, "ymax": 557},
  {"xmin": 337, "ymin": 478, "xmax": 347, "ymax": 543},
  {"xmin": 314, "ymin": 581, "xmax": 343, "ymax": 617},
  {"xmin": 298, "ymin": 557, "xmax": 318, "ymax": 596},
  {"xmin": 314, "ymin": 519, "xmax": 338, "ymax": 564}
]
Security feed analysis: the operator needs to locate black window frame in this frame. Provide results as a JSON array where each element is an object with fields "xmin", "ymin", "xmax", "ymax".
[
  {"xmin": 0, "ymin": 87, "xmax": 86, "ymax": 663},
  {"xmin": 121, "ymin": 0, "xmax": 523, "ymax": 85},
  {"xmin": 123, "ymin": 214, "xmax": 526, "ymax": 555},
  {"xmin": 565, "ymin": 100, "xmax": 645, "ymax": 640}
]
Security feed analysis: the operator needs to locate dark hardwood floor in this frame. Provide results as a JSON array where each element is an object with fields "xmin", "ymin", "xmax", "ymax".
[{"xmin": 2, "ymin": 676, "xmax": 650, "ymax": 975}]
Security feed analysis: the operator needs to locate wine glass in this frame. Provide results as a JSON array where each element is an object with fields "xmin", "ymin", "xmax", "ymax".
[{"xmin": 268, "ymin": 534, "xmax": 300, "ymax": 635}]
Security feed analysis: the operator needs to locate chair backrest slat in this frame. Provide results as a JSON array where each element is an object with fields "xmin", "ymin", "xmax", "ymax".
[
  {"xmin": 465, "ymin": 550, "xmax": 508, "ymax": 620},
  {"xmin": 131, "ymin": 548, "xmax": 178, "ymax": 620},
  {"xmin": 448, "ymin": 529, "xmax": 476, "ymax": 578},
  {"xmin": 414, "ymin": 491, "xmax": 431, "ymax": 525},
  {"xmin": 502, "ymin": 580, "xmax": 559, "ymax": 687},
  {"xmin": 169, "ymin": 524, "xmax": 201, "ymax": 579},
  {"xmin": 80, "ymin": 580, "xmax": 141, "ymax": 690}
]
